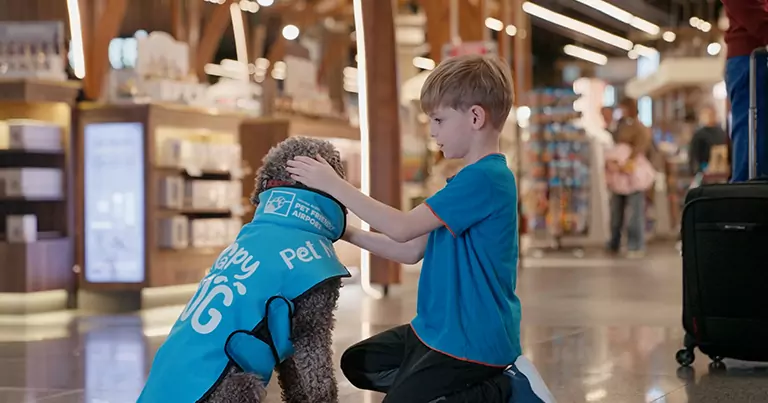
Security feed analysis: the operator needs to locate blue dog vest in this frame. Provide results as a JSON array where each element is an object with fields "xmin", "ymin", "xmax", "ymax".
[{"xmin": 138, "ymin": 187, "xmax": 350, "ymax": 403}]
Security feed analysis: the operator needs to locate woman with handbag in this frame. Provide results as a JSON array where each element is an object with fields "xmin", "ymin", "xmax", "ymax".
[{"xmin": 605, "ymin": 98, "xmax": 655, "ymax": 258}]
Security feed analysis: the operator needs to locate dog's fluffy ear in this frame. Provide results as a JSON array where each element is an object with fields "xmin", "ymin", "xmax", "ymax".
[{"xmin": 250, "ymin": 137, "xmax": 346, "ymax": 206}]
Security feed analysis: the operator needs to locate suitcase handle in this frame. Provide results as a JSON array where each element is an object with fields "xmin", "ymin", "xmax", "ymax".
[{"xmin": 748, "ymin": 47, "xmax": 768, "ymax": 180}]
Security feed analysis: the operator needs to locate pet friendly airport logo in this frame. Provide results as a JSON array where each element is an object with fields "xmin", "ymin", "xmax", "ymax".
[{"xmin": 264, "ymin": 190, "xmax": 296, "ymax": 217}]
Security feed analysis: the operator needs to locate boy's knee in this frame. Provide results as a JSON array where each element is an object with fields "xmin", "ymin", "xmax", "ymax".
[{"xmin": 340, "ymin": 346, "xmax": 363, "ymax": 385}]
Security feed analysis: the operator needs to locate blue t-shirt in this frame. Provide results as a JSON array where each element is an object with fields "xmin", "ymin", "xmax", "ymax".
[{"xmin": 411, "ymin": 153, "xmax": 521, "ymax": 367}]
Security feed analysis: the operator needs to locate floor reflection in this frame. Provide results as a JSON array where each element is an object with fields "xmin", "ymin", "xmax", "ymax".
[{"xmin": 1, "ymin": 247, "xmax": 768, "ymax": 402}]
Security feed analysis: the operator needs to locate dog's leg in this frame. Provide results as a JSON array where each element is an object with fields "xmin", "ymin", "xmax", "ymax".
[
  {"xmin": 276, "ymin": 279, "xmax": 341, "ymax": 403},
  {"xmin": 200, "ymin": 366, "xmax": 267, "ymax": 403}
]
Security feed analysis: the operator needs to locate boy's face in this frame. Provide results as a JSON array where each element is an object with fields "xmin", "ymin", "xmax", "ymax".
[{"xmin": 428, "ymin": 106, "xmax": 475, "ymax": 159}]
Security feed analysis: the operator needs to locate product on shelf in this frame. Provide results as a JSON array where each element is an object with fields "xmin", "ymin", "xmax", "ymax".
[
  {"xmin": 0, "ymin": 21, "xmax": 67, "ymax": 81},
  {"xmin": 523, "ymin": 88, "xmax": 591, "ymax": 238},
  {"xmin": 154, "ymin": 128, "xmax": 245, "ymax": 250},
  {"xmin": 0, "ymin": 167, "xmax": 63, "ymax": 199},
  {"xmin": 5, "ymin": 214, "xmax": 37, "ymax": 243},
  {"xmin": 188, "ymin": 218, "xmax": 242, "ymax": 249},
  {"xmin": 0, "ymin": 120, "xmax": 63, "ymax": 152},
  {"xmin": 158, "ymin": 216, "xmax": 189, "ymax": 250},
  {"xmin": 184, "ymin": 180, "xmax": 242, "ymax": 210},
  {"xmin": 158, "ymin": 137, "xmax": 242, "ymax": 175}
]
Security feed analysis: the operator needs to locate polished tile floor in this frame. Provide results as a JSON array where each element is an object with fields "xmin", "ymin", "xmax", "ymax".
[{"xmin": 2, "ymin": 246, "xmax": 768, "ymax": 403}]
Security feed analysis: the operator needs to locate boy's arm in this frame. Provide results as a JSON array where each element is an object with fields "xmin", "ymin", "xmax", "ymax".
[
  {"xmin": 342, "ymin": 226, "xmax": 428, "ymax": 265},
  {"xmin": 287, "ymin": 155, "xmax": 498, "ymax": 241},
  {"xmin": 287, "ymin": 156, "xmax": 442, "ymax": 243},
  {"xmin": 333, "ymin": 182, "xmax": 442, "ymax": 243}
]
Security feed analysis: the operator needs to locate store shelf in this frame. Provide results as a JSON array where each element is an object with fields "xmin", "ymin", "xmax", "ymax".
[
  {"xmin": 157, "ymin": 208, "xmax": 244, "ymax": 219},
  {"xmin": 0, "ymin": 231, "xmax": 64, "ymax": 242},
  {"xmin": 0, "ymin": 80, "xmax": 79, "ymax": 299},
  {"xmin": 156, "ymin": 166, "xmax": 233, "ymax": 179},
  {"xmin": 0, "ymin": 237, "xmax": 74, "ymax": 293},
  {"xmin": 0, "ymin": 148, "xmax": 64, "ymax": 155},
  {"xmin": 0, "ymin": 79, "xmax": 80, "ymax": 104},
  {"xmin": 523, "ymin": 88, "xmax": 591, "ymax": 242}
]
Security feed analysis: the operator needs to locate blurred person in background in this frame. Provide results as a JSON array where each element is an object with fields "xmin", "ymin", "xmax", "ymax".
[
  {"xmin": 689, "ymin": 105, "xmax": 729, "ymax": 174},
  {"xmin": 721, "ymin": 0, "xmax": 768, "ymax": 181},
  {"xmin": 601, "ymin": 106, "xmax": 617, "ymax": 137},
  {"xmin": 606, "ymin": 98, "xmax": 652, "ymax": 258}
]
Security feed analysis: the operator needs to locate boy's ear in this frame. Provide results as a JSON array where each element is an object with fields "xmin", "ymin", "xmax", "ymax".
[{"xmin": 469, "ymin": 105, "xmax": 486, "ymax": 130}]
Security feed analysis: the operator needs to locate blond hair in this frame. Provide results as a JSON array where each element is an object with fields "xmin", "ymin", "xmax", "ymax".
[{"xmin": 420, "ymin": 54, "xmax": 514, "ymax": 130}]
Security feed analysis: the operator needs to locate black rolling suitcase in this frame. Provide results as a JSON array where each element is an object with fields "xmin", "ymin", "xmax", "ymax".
[{"xmin": 676, "ymin": 47, "xmax": 768, "ymax": 368}]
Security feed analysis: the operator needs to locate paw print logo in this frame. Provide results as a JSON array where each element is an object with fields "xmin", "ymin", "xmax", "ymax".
[
  {"xmin": 265, "ymin": 196, "xmax": 288, "ymax": 213},
  {"xmin": 264, "ymin": 190, "xmax": 296, "ymax": 217}
]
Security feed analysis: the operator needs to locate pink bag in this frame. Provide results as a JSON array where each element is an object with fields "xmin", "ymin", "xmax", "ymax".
[{"xmin": 604, "ymin": 143, "xmax": 656, "ymax": 195}]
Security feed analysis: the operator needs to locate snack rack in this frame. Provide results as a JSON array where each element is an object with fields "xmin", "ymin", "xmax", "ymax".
[{"xmin": 522, "ymin": 88, "xmax": 592, "ymax": 255}]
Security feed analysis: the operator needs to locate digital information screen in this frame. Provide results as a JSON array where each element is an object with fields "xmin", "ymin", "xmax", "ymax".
[{"xmin": 83, "ymin": 122, "xmax": 146, "ymax": 283}]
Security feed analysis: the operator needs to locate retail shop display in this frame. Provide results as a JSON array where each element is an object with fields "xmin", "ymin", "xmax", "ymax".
[
  {"xmin": 76, "ymin": 104, "xmax": 246, "ymax": 291},
  {"xmin": 0, "ymin": 21, "xmax": 67, "ymax": 81},
  {"xmin": 0, "ymin": 79, "xmax": 79, "ymax": 308},
  {"xmin": 105, "ymin": 31, "xmax": 265, "ymax": 114},
  {"xmin": 523, "ymin": 88, "xmax": 591, "ymax": 242},
  {"xmin": 107, "ymin": 31, "xmax": 207, "ymax": 104}
]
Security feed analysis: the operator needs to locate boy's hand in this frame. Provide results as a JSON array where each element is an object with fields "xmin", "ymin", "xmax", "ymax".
[{"xmin": 287, "ymin": 155, "xmax": 346, "ymax": 195}]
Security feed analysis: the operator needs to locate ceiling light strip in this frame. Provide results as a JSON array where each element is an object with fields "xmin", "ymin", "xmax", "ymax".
[
  {"xmin": 563, "ymin": 44, "xmax": 608, "ymax": 65},
  {"xmin": 522, "ymin": 1, "xmax": 633, "ymax": 51},
  {"xmin": 574, "ymin": 0, "xmax": 660, "ymax": 35}
]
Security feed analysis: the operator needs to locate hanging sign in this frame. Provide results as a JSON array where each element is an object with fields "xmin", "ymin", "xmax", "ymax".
[{"xmin": 441, "ymin": 41, "xmax": 498, "ymax": 61}]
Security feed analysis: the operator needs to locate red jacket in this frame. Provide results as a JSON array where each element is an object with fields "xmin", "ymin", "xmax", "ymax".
[{"xmin": 722, "ymin": 0, "xmax": 768, "ymax": 58}]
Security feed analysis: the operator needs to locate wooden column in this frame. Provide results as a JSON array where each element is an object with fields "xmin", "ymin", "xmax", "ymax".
[
  {"xmin": 187, "ymin": 0, "xmax": 202, "ymax": 75},
  {"xmin": 512, "ymin": 0, "xmax": 532, "ymax": 100},
  {"xmin": 423, "ymin": 0, "xmax": 486, "ymax": 63},
  {"xmin": 81, "ymin": 0, "xmax": 128, "ymax": 100},
  {"xmin": 499, "ymin": 0, "xmax": 512, "ymax": 65},
  {"xmin": 459, "ymin": 0, "xmax": 484, "ymax": 43},
  {"xmin": 319, "ymin": 29, "xmax": 349, "ymax": 114},
  {"xmin": 361, "ymin": 0, "xmax": 402, "ymax": 288},
  {"xmin": 195, "ymin": 0, "xmax": 235, "ymax": 81},
  {"xmin": 421, "ymin": 0, "xmax": 449, "ymax": 63},
  {"xmin": 251, "ymin": 23, "xmax": 267, "ymax": 59},
  {"xmin": 170, "ymin": 0, "xmax": 187, "ymax": 41}
]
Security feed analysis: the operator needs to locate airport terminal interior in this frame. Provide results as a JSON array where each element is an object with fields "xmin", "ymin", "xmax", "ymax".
[
  {"xmin": 0, "ymin": 0, "xmax": 765, "ymax": 402},
  {"xmin": 7, "ymin": 249, "xmax": 768, "ymax": 403}
]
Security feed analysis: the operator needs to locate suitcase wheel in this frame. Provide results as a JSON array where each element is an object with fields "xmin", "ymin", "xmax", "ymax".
[
  {"xmin": 675, "ymin": 348, "xmax": 695, "ymax": 367},
  {"xmin": 709, "ymin": 360, "xmax": 726, "ymax": 372}
]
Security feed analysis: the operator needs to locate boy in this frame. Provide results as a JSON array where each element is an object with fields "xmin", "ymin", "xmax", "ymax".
[{"xmin": 287, "ymin": 55, "xmax": 552, "ymax": 402}]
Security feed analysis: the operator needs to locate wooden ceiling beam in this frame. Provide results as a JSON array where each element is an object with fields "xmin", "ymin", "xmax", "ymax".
[
  {"xmin": 195, "ymin": 0, "xmax": 236, "ymax": 81},
  {"xmin": 83, "ymin": 0, "xmax": 129, "ymax": 100},
  {"xmin": 170, "ymin": 0, "xmax": 187, "ymax": 41}
]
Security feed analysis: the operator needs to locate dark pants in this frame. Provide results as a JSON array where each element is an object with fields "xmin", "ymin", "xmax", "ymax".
[
  {"xmin": 726, "ymin": 54, "xmax": 768, "ymax": 181},
  {"xmin": 340, "ymin": 324, "xmax": 511, "ymax": 403},
  {"xmin": 608, "ymin": 192, "xmax": 645, "ymax": 252}
]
